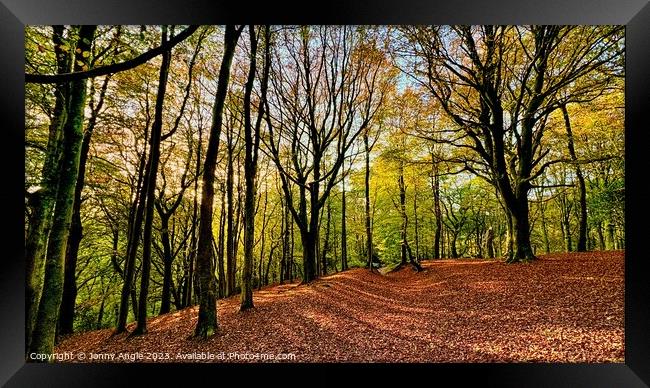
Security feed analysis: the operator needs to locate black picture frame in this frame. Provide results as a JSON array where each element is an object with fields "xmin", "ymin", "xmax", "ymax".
[{"xmin": 2, "ymin": 0, "xmax": 649, "ymax": 386}]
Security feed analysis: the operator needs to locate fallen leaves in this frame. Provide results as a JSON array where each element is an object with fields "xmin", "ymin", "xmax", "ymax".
[{"xmin": 54, "ymin": 250, "xmax": 624, "ymax": 363}]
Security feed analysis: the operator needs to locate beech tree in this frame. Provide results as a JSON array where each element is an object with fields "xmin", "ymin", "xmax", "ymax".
[
  {"xmin": 398, "ymin": 25, "xmax": 624, "ymax": 262},
  {"xmin": 240, "ymin": 25, "xmax": 271, "ymax": 310},
  {"xmin": 263, "ymin": 26, "xmax": 387, "ymax": 282},
  {"xmin": 193, "ymin": 25, "xmax": 244, "ymax": 338},
  {"xmin": 29, "ymin": 25, "xmax": 97, "ymax": 359}
]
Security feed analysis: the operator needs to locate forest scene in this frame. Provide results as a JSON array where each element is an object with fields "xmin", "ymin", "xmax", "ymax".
[{"xmin": 25, "ymin": 25, "xmax": 625, "ymax": 363}]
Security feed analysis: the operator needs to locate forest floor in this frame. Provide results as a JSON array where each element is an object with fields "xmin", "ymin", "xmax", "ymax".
[{"xmin": 55, "ymin": 250, "xmax": 624, "ymax": 363}]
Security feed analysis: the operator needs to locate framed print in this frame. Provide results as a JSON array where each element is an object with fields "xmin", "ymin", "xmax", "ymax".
[{"xmin": 3, "ymin": 0, "xmax": 649, "ymax": 386}]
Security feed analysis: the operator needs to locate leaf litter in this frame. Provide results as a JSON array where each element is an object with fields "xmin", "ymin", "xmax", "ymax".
[{"xmin": 55, "ymin": 250, "xmax": 624, "ymax": 363}]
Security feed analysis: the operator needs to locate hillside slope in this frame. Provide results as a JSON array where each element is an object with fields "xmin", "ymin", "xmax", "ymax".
[{"xmin": 54, "ymin": 251, "xmax": 624, "ymax": 362}]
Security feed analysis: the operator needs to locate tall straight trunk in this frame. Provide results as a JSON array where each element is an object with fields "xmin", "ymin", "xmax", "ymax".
[
  {"xmin": 341, "ymin": 159, "xmax": 349, "ymax": 271},
  {"xmin": 564, "ymin": 217, "xmax": 573, "ymax": 252},
  {"xmin": 289, "ymin": 217, "xmax": 294, "ymax": 281},
  {"xmin": 184, "ymin": 126, "xmax": 202, "ymax": 307},
  {"xmin": 561, "ymin": 104, "xmax": 588, "ymax": 252},
  {"xmin": 233, "ymin": 168, "xmax": 243, "ymax": 261},
  {"xmin": 280, "ymin": 195, "xmax": 289, "ymax": 284},
  {"xmin": 217, "ymin": 186, "xmax": 226, "ymax": 298},
  {"xmin": 257, "ymin": 182, "xmax": 269, "ymax": 290},
  {"xmin": 96, "ymin": 295, "xmax": 105, "ymax": 329},
  {"xmin": 606, "ymin": 221, "xmax": 615, "ymax": 250},
  {"xmin": 399, "ymin": 161, "xmax": 408, "ymax": 265},
  {"xmin": 597, "ymin": 222, "xmax": 605, "ymax": 250},
  {"xmin": 225, "ymin": 132, "xmax": 236, "ymax": 297},
  {"xmin": 194, "ymin": 25, "xmax": 241, "ymax": 338},
  {"xmin": 26, "ymin": 25, "xmax": 70, "ymax": 351},
  {"xmin": 116, "ymin": 127, "xmax": 149, "ymax": 332},
  {"xmin": 241, "ymin": 25, "xmax": 267, "ymax": 310},
  {"xmin": 363, "ymin": 133, "xmax": 372, "ymax": 270},
  {"xmin": 486, "ymin": 228, "xmax": 495, "ymax": 258},
  {"xmin": 29, "ymin": 25, "xmax": 96, "ymax": 359},
  {"xmin": 59, "ymin": 75, "xmax": 110, "ymax": 335},
  {"xmin": 430, "ymin": 151, "xmax": 442, "ymax": 259},
  {"xmin": 134, "ymin": 26, "xmax": 172, "ymax": 335},
  {"xmin": 413, "ymin": 186, "xmax": 419, "ymax": 260},
  {"xmin": 537, "ymin": 190, "xmax": 551, "ymax": 254},
  {"xmin": 321, "ymin": 198, "xmax": 331, "ymax": 276},
  {"xmin": 158, "ymin": 215, "xmax": 173, "ymax": 314}
]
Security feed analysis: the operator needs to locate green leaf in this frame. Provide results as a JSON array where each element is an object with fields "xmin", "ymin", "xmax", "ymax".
[{"xmin": 82, "ymin": 51, "xmax": 90, "ymax": 58}]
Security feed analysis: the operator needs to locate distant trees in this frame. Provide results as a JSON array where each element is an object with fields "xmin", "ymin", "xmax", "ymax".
[{"xmin": 263, "ymin": 26, "xmax": 388, "ymax": 282}]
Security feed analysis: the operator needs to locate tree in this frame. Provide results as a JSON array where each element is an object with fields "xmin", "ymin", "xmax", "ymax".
[
  {"xmin": 29, "ymin": 25, "xmax": 97, "ymax": 359},
  {"xmin": 263, "ymin": 26, "xmax": 386, "ymax": 282},
  {"xmin": 25, "ymin": 25, "xmax": 70, "ymax": 351},
  {"xmin": 133, "ymin": 25, "xmax": 173, "ymax": 335},
  {"xmin": 399, "ymin": 25, "xmax": 623, "ymax": 262},
  {"xmin": 560, "ymin": 103, "xmax": 588, "ymax": 251},
  {"xmin": 59, "ymin": 74, "xmax": 111, "ymax": 335},
  {"xmin": 241, "ymin": 25, "xmax": 270, "ymax": 310},
  {"xmin": 193, "ymin": 25, "xmax": 244, "ymax": 339}
]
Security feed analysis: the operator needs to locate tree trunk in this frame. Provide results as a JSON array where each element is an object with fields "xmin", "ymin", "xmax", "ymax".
[
  {"xmin": 486, "ymin": 228, "xmax": 495, "ymax": 258},
  {"xmin": 96, "ymin": 295, "xmax": 105, "ymax": 329},
  {"xmin": 289, "ymin": 219, "xmax": 294, "ymax": 282},
  {"xmin": 159, "ymin": 215, "xmax": 173, "ymax": 314},
  {"xmin": 226, "ymin": 129, "xmax": 236, "ymax": 297},
  {"xmin": 561, "ymin": 104, "xmax": 588, "ymax": 252},
  {"xmin": 399, "ymin": 161, "xmax": 408, "ymax": 265},
  {"xmin": 364, "ymin": 133, "xmax": 372, "ymax": 270},
  {"xmin": 413, "ymin": 186, "xmax": 419, "ymax": 260},
  {"xmin": 184, "ymin": 126, "xmax": 202, "ymax": 307},
  {"xmin": 194, "ymin": 25, "xmax": 241, "ymax": 338},
  {"xmin": 258, "ymin": 188, "xmax": 268, "ymax": 290},
  {"xmin": 25, "ymin": 25, "xmax": 69, "ymax": 351},
  {"xmin": 597, "ymin": 222, "xmax": 605, "ymax": 250},
  {"xmin": 506, "ymin": 195, "xmax": 536, "ymax": 263},
  {"xmin": 133, "ymin": 26, "xmax": 172, "ymax": 335},
  {"xmin": 341, "ymin": 160, "xmax": 349, "ymax": 271},
  {"xmin": 301, "ymin": 228, "xmax": 318, "ymax": 282},
  {"xmin": 29, "ymin": 25, "xmax": 96, "ymax": 359},
  {"xmin": 59, "ymin": 75, "xmax": 109, "ymax": 335},
  {"xmin": 322, "ymin": 199, "xmax": 331, "ymax": 276},
  {"xmin": 430, "ymin": 151, "xmax": 442, "ymax": 260},
  {"xmin": 450, "ymin": 233, "xmax": 458, "ymax": 259},
  {"xmin": 241, "ymin": 25, "xmax": 266, "ymax": 310},
  {"xmin": 539, "ymin": 193, "xmax": 551, "ymax": 254},
  {"xmin": 216, "ymin": 185, "xmax": 226, "ymax": 298},
  {"xmin": 116, "ymin": 129, "xmax": 148, "ymax": 333},
  {"xmin": 280, "ymin": 195, "xmax": 289, "ymax": 284}
]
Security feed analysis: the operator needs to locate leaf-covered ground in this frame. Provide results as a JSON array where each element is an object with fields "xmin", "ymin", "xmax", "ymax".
[{"xmin": 55, "ymin": 250, "xmax": 624, "ymax": 363}]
